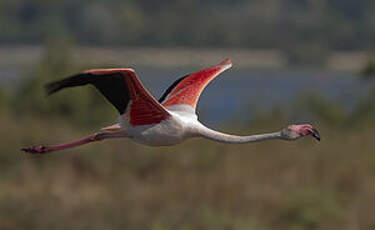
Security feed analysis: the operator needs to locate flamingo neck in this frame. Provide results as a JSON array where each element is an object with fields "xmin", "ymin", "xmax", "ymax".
[{"xmin": 197, "ymin": 125, "xmax": 282, "ymax": 144}]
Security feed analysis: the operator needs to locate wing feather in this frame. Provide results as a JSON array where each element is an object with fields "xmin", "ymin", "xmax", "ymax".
[
  {"xmin": 45, "ymin": 68, "xmax": 170, "ymax": 126},
  {"xmin": 160, "ymin": 58, "xmax": 232, "ymax": 112}
]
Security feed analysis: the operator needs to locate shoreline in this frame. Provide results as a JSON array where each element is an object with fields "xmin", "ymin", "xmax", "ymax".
[{"xmin": 0, "ymin": 45, "xmax": 369, "ymax": 72}]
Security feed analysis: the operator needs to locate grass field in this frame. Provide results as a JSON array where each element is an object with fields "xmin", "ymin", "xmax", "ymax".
[
  {"xmin": 1, "ymin": 108, "xmax": 375, "ymax": 229},
  {"xmin": 1, "ymin": 45, "xmax": 374, "ymax": 229}
]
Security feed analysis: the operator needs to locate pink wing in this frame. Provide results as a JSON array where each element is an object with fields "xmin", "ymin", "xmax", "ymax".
[
  {"xmin": 46, "ymin": 68, "xmax": 170, "ymax": 126},
  {"xmin": 160, "ymin": 58, "xmax": 232, "ymax": 111}
]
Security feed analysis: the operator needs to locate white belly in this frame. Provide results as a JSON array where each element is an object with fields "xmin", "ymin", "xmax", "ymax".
[{"xmin": 119, "ymin": 112, "xmax": 198, "ymax": 146}]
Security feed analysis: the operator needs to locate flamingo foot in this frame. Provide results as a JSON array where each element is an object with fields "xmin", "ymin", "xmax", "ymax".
[
  {"xmin": 21, "ymin": 145, "xmax": 50, "ymax": 154},
  {"xmin": 21, "ymin": 132, "xmax": 127, "ymax": 154}
]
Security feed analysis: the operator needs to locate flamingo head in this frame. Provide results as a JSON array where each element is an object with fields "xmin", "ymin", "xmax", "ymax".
[{"xmin": 281, "ymin": 124, "xmax": 320, "ymax": 141}]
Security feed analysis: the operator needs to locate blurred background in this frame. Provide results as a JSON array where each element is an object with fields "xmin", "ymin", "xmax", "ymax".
[{"xmin": 1, "ymin": 0, "xmax": 375, "ymax": 229}]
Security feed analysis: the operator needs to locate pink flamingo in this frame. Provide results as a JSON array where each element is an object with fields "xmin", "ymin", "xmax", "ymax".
[{"xmin": 22, "ymin": 58, "xmax": 320, "ymax": 154}]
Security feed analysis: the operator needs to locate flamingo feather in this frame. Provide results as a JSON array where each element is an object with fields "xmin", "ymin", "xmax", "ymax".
[{"xmin": 22, "ymin": 58, "xmax": 320, "ymax": 154}]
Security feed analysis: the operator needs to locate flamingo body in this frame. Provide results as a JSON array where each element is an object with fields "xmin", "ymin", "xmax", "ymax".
[
  {"xmin": 121, "ymin": 109, "xmax": 198, "ymax": 146},
  {"xmin": 22, "ymin": 58, "xmax": 320, "ymax": 154}
]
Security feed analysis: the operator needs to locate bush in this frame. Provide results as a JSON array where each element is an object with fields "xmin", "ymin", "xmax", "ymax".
[
  {"xmin": 0, "ymin": 88, "xmax": 4, "ymax": 114},
  {"xmin": 361, "ymin": 56, "xmax": 375, "ymax": 79},
  {"xmin": 12, "ymin": 38, "xmax": 117, "ymax": 128}
]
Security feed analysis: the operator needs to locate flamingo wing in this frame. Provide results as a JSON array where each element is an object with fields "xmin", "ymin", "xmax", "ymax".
[
  {"xmin": 159, "ymin": 58, "xmax": 232, "ymax": 112},
  {"xmin": 46, "ymin": 68, "xmax": 170, "ymax": 126}
]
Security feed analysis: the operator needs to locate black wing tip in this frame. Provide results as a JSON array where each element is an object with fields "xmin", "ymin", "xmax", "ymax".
[
  {"xmin": 158, "ymin": 74, "xmax": 190, "ymax": 103},
  {"xmin": 41, "ymin": 71, "xmax": 130, "ymax": 115},
  {"xmin": 44, "ymin": 73, "xmax": 92, "ymax": 96},
  {"xmin": 44, "ymin": 81, "xmax": 61, "ymax": 95}
]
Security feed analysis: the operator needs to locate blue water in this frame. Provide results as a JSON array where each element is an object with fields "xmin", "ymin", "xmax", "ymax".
[
  {"xmin": 137, "ymin": 67, "xmax": 371, "ymax": 125},
  {"xmin": 1, "ymin": 67, "xmax": 371, "ymax": 126}
]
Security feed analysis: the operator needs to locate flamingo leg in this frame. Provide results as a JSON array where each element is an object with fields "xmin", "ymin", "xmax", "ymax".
[{"xmin": 22, "ymin": 131, "xmax": 128, "ymax": 154}]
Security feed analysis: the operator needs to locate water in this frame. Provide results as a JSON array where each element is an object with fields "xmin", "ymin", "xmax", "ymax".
[
  {"xmin": 0, "ymin": 67, "xmax": 370, "ymax": 126},
  {"xmin": 138, "ymin": 67, "xmax": 370, "ymax": 125}
]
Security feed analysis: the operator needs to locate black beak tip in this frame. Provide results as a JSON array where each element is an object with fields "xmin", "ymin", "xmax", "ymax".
[{"xmin": 312, "ymin": 128, "xmax": 321, "ymax": 141}]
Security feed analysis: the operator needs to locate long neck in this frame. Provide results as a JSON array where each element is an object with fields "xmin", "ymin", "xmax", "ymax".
[{"xmin": 197, "ymin": 125, "xmax": 282, "ymax": 144}]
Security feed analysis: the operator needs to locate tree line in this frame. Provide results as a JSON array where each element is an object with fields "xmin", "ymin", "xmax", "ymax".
[{"xmin": 1, "ymin": 0, "xmax": 374, "ymax": 52}]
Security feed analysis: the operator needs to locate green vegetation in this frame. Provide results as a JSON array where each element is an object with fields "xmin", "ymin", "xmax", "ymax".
[
  {"xmin": 1, "ymin": 1, "xmax": 374, "ymax": 228},
  {"xmin": 2, "ymin": 44, "xmax": 375, "ymax": 229},
  {"xmin": 361, "ymin": 56, "xmax": 375, "ymax": 79},
  {"xmin": 0, "ymin": 88, "xmax": 4, "ymax": 114},
  {"xmin": 3, "ymin": 97, "xmax": 375, "ymax": 229},
  {"xmin": 12, "ymin": 38, "xmax": 117, "ymax": 127},
  {"xmin": 1, "ymin": 0, "xmax": 374, "ymax": 52}
]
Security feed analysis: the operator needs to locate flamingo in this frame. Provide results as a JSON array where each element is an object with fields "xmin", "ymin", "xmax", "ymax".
[{"xmin": 22, "ymin": 58, "xmax": 320, "ymax": 154}]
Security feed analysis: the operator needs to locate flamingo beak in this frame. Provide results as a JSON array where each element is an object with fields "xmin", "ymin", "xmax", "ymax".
[{"xmin": 312, "ymin": 128, "xmax": 321, "ymax": 141}]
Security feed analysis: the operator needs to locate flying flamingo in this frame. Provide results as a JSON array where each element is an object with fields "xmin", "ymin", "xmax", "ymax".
[{"xmin": 22, "ymin": 58, "xmax": 320, "ymax": 154}]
